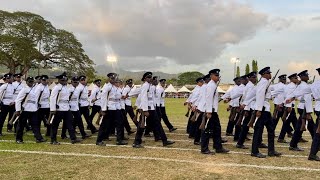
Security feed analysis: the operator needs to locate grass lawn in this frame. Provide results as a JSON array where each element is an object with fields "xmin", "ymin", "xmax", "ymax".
[{"xmin": 0, "ymin": 98, "xmax": 318, "ymax": 179}]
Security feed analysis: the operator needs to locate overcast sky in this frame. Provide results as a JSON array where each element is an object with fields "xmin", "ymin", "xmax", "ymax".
[{"xmin": 2, "ymin": 0, "xmax": 320, "ymax": 83}]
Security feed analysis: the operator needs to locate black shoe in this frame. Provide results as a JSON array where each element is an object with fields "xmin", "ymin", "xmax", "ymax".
[
  {"xmin": 96, "ymin": 142, "xmax": 105, "ymax": 146},
  {"xmin": 132, "ymin": 144, "xmax": 144, "ymax": 148},
  {"xmin": 299, "ymin": 138, "xmax": 308, "ymax": 143},
  {"xmin": 188, "ymin": 135, "xmax": 194, "ymax": 139},
  {"xmin": 82, "ymin": 134, "xmax": 91, "ymax": 139},
  {"xmin": 277, "ymin": 139, "xmax": 288, "ymax": 143},
  {"xmin": 144, "ymin": 134, "xmax": 152, "ymax": 137},
  {"xmin": 71, "ymin": 139, "xmax": 81, "ymax": 144},
  {"xmin": 259, "ymin": 143, "xmax": 268, "ymax": 148},
  {"xmin": 289, "ymin": 146, "xmax": 304, "ymax": 151},
  {"xmin": 194, "ymin": 141, "xmax": 200, "ymax": 145},
  {"xmin": 221, "ymin": 139, "xmax": 228, "ymax": 143},
  {"xmin": 50, "ymin": 141, "xmax": 60, "ymax": 145},
  {"xmin": 155, "ymin": 138, "xmax": 162, "ymax": 142},
  {"xmin": 268, "ymin": 151, "xmax": 282, "ymax": 157},
  {"xmin": 61, "ymin": 136, "xmax": 69, "ymax": 139},
  {"xmin": 36, "ymin": 139, "xmax": 47, "ymax": 143},
  {"xmin": 226, "ymin": 133, "xmax": 233, "ymax": 136},
  {"xmin": 169, "ymin": 127, "xmax": 177, "ymax": 132},
  {"xmin": 251, "ymin": 152, "xmax": 266, "ymax": 158},
  {"xmin": 216, "ymin": 148, "xmax": 230, "ymax": 153},
  {"xmin": 236, "ymin": 144, "xmax": 249, "ymax": 149},
  {"xmin": 308, "ymin": 155, "xmax": 320, "ymax": 161},
  {"xmin": 128, "ymin": 130, "xmax": 136, "ymax": 135},
  {"xmin": 201, "ymin": 150, "xmax": 215, "ymax": 155},
  {"xmin": 116, "ymin": 141, "xmax": 128, "ymax": 145},
  {"xmin": 91, "ymin": 129, "xmax": 98, "ymax": 134},
  {"xmin": 16, "ymin": 140, "xmax": 24, "ymax": 144},
  {"xmin": 163, "ymin": 140, "xmax": 175, "ymax": 146}
]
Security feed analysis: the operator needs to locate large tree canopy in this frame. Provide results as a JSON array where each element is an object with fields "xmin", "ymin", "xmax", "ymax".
[
  {"xmin": 0, "ymin": 10, "xmax": 94, "ymax": 75},
  {"xmin": 177, "ymin": 71, "xmax": 204, "ymax": 85}
]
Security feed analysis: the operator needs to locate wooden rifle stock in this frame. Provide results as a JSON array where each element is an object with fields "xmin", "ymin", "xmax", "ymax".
[
  {"xmin": 132, "ymin": 109, "xmax": 139, "ymax": 124},
  {"xmin": 247, "ymin": 111, "xmax": 256, "ymax": 128},
  {"xmin": 185, "ymin": 108, "xmax": 190, "ymax": 117},
  {"xmin": 236, "ymin": 110, "xmax": 245, "ymax": 126},
  {"xmin": 140, "ymin": 111, "xmax": 146, "ymax": 129},
  {"xmin": 199, "ymin": 113, "xmax": 207, "ymax": 131}
]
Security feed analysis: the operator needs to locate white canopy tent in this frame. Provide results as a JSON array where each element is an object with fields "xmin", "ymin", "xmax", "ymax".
[
  {"xmin": 165, "ymin": 84, "xmax": 177, "ymax": 93},
  {"xmin": 178, "ymin": 86, "xmax": 191, "ymax": 93}
]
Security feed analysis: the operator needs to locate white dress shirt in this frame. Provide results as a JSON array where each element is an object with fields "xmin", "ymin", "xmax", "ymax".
[
  {"xmin": 311, "ymin": 80, "xmax": 320, "ymax": 111},
  {"xmin": 137, "ymin": 82, "xmax": 150, "ymax": 112},
  {"xmin": 254, "ymin": 77, "xmax": 271, "ymax": 112},
  {"xmin": 89, "ymin": 85, "xmax": 101, "ymax": 106},
  {"xmin": 15, "ymin": 85, "xmax": 38, "ymax": 112},
  {"xmin": 35, "ymin": 83, "xmax": 50, "ymax": 109},
  {"xmin": 205, "ymin": 80, "xmax": 219, "ymax": 113},
  {"xmin": 69, "ymin": 86, "xmax": 80, "ymax": 111},
  {"xmin": 270, "ymin": 82, "xmax": 286, "ymax": 105},
  {"xmin": 50, "ymin": 84, "xmax": 70, "ymax": 111},
  {"xmin": 12, "ymin": 81, "xmax": 24, "ymax": 101},
  {"xmin": 242, "ymin": 81, "xmax": 256, "ymax": 110},
  {"xmin": 0, "ymin": 83, "xmax": 15, "ymax": 105},
  {"xmin": 195, "ymin": 83, "xmax": 207, "ymax": 112},
  {"xmin": 283, "ymin": 82, "xmax": 297, "ymax": 108},
  {"xmin": 77, "ymin": 83, "xmax": 89, "ymax": 107},
  {"xmin": 122, "ymin": 85, "xmax": 133, "ymax": 106}
]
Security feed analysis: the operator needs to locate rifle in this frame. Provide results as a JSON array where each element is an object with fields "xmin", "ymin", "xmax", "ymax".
[
  {"xmin": 139, "ymin": 110, "xmax": 147, "ymax": 129},
  {"xmin": 185, "ymin": 104, "xmax": 191, "ymax": 117},
  {"xmin": 229, "ymin": 107, "xmax": 237, "ymax": 122},
  {"xmin": 236, "ymin": 110, "xmax": 246, "ymax": 126},
  {"xmin": 200, "ymin": 78, "xmax": 221, "ymax": 131},
  {"xmin": 9, "ymin": 112, "xmax": 20, "ymax": 125},
  {"xmin": 132, "ymin": 109, "xmax": 139, "ymax": 124},
  {"xmin": 248, "ymin": 69, "xmax": 280, "ymax": 128},
  {"xmin": 300, "ymin": 108, "xmax": 307, "ymax": 131}
]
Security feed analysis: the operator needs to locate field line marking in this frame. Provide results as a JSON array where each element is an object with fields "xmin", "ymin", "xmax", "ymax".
[
  {"xmin": 0, "ymin": 140, "xmax": 309, "ymax": 158},
  {"xmin": 0, "ymin": 149, "xmax": 318, "ymax": 172}
]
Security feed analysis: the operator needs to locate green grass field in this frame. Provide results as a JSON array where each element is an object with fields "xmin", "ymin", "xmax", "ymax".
[{"xmin": 0, "ymin": 98, "xmax": 319, "ymax": 180}]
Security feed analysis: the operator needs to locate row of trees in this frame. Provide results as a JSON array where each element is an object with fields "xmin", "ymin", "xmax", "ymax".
[
  {"xmin": 236, "ymin": 60, "xmax": 258, "ymax": 77},
  {"xmin": 0, "ymin": 10, "xmax": 95, "ymax": 77}
]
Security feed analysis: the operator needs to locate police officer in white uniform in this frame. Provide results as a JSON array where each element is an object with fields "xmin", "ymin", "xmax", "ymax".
[
  {"xmin": 49, "ymin": 73, "xmax": 80, "ymax": 145},
  {"xmin": 15, "ymin": 77, "xmax": 45, "ymax": 143},
  {"xmin": 36, "ymin": 75, "xmax": 51, "ymax": 136},
  {"xmin": 0, "ymin": 73, "xmax": 15, "ymax": 136}
]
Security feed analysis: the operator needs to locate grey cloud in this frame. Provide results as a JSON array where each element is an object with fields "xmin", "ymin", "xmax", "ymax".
[
  {"xmin": 268, "ymin": 17, "xmax": 294, "ymax": 31},
  {"xmin": 2, "ymin": 0, "xmax": 267, "ymax": 67}
]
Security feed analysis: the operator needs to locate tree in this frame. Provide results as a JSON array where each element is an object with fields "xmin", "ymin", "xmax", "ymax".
[
  {"xmin": 167, "ymin": 78, "xmax": 178, "ymax": 86},
  {"xmin": 245, "ymin": 64, "xmax": 250, "ymax": 74},
  {"xmin": 236, "ymin": 66, "xmax": 240, "ymax": 77},
  {"xmin": 0, "ymin": 10, "xmax": 94, "ymax": 75},
  {"xmin": 177, "ymin": 71, "xmax": 204, "ymax": 85},
  {"xmin": 252, "ymin": 60, "xmax": 258, "ymax": 72}
]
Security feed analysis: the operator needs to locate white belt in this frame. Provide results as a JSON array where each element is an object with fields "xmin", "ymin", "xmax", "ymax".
[
  {"xmin": 26, "ymin": 100, "xmax": 36, "ymax": 104},
  {"xmin": 59, "ymin": 100, "xmax": 69, "ymax": 103}
]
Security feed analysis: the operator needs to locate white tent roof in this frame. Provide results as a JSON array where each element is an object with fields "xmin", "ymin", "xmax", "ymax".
[
  {"xmin": 178, "ymin": 86, "xmax": 191, "ymax": 93},
  {"xmin": 0, "ymin": 79, "xmax": 4, "ymax": 84},
  {"xmin": 49, "ymin": 82, "xmax": 56, "ymax": 90},
  {"xmin": 88, "ymin": 83, "xmax": 95, "ymax": 91},
  {"xmin": 217, "ymin": 86, "xmax": 226, "ymax": 93},
  {"xmin": 165, "ymin": 84, "xmax": 177, "ymax": 93}
]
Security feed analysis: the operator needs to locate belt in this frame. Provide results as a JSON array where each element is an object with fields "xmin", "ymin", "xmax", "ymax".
[
  {"xmin": 109, "ymin": 98, "xmax": 120, "ymax": 102},
  {"xmin": 148, "ymin": 97, "xmax": 153, "ymax": 100},
  {"xmin": 41, "ymin": 98, "xmax": 49, "ymax": 102},
  {"xmin": 26, "ymin": 100, "xmax": 36, "ymax": 104},
  {"xmin": 3, "ymin": 97, "xmax": 12, "ymax": 99},
  {"xmin": 316, "ymin": 99, "xmax": 320, "ymax": 102},
  {"xmin": 300, "ymin": 100, "xmax": 305, "ymax": 103},
  {"xmin": 59, "ymin": 100, "xmax": 69, "ymax": 103},
  {"xmin": 70, "ymin": 98, "xmax": 77, "ymax": 101},
  {"xmin": 80, "ymin": 98, "xmax": 87, "ymax": 101},
  {"xmin": 265, "ymin": 98, "xmax": 270, "ymax": 101}
]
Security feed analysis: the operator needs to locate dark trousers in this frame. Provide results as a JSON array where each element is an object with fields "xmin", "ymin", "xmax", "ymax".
[
  {"xmin": 201, "ymin": 112, "xmax": 223, "ymax": 152},
  {"xmin": 38, "ymin": 108, "xmax": 50, "ymax": 136},
  {"xmin": 194, "ymin": 112, "xmax": 204, "ymax": 143},
  {"xmin": 251, "ymin": 111, "xmax": 275, "ymax": 154},
  {"xmin": 62, "ymin": 111, "xmax": 87, "ymax": 137},
  {"xmin": 51, "ymin": 111, "xmax": 76, "ymax": 142},
  {"xmin": 134, "ymin": 110, "xmax": 168, "ymax": 145},
  {"xmin": 159, "ymin": 106, "xmax": 174, "ymax": 130},
  {"xmin": 187, "ymin": 111, "xmax": 195, "ymax": 134},
  {"xmin": 125, "ymin": 105, "xmax": 135, "ymax": 120},
  {"xmin": 0, "ymin": 104, "xmax": 15, "ymax": 133},
  {"xmin": 226, "ymin": 107, "xmax": 238, "ymax": 134},
  {"xmin": 237, "ymin": 110, "xmax": 252, "ymax": 145},
  {"xmin": 80, "ymin": 106, "xmax": 97, "ymax": 133},
  {"xmin": 272, "ymin": 104, "xmax": 284, "ymax": 130},
  {"xmin": 121, "ymin": 109, "xmax": 132, "ymax": 132},
  {"xmin": 290, "ymin": 109, "xmax": 316, "ymax": 148},
  {"xmin": 16, "ymin": 111, "xmax": 43, "ymax": 141},
  {"xmin": 89, "ymin": 105, "xmax": 101, "ymax": 123},
  {"xmin": 310, "ymin": 112, "xmax": 320, "ymax": 156},
  {"xmin": 278, "ymin": 109, "xmax": 297, "ymax": 140},
  {"xmin": 96, "ymin": 110, "xmax": 124, "ymax": 142}
]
